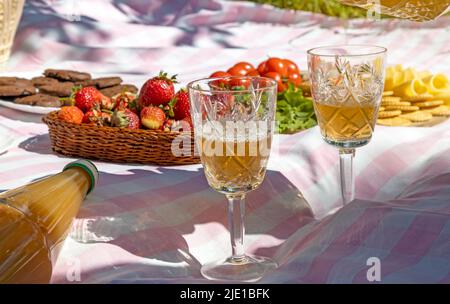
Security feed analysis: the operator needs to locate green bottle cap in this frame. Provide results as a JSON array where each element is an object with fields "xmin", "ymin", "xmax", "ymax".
[{"xmin": 63, "ymin": 159, "xmax": 99, "ymax": 195}]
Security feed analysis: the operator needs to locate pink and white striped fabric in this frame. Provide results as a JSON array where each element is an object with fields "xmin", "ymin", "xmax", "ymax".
[{"xmin": 0, "ymin": 0, "xmax": 449, "ymax": 283}]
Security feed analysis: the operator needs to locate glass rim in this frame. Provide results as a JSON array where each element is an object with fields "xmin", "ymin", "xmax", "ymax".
[
  {"xmin": 307, "ymin": 44, "xmax": 387, "ymax": 57},
  {"xmin": 187, "ymin": 76, "xmax": 278, "ymax": 94}
]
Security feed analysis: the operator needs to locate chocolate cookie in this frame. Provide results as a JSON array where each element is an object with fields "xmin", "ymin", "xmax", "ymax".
[
  {"xmin": 0, "ymin": 85, "xmax": 36, "ymax": 97},
  {"xmin": 75, "ymin": 77, "xmax": 123, "ymax": 89},
  {"xmin": 44, "ymin": 69, "xmax": 91, "ymax": 82},
  {"xmin": 100, "ymin": 84, "xmax": 138, "ymax": 97},
  {"xmin": 0, "ymin": 77, "xmax": 19, "ymax": 85},
  {"xmin": 39, "ymin": 82, "xmax": 74, "ymax": 97},
  {"xmin": 14, "ymin": 93, "xmax": 62, "ymax": 107},
  {"xmin": 94, "ymin": 77, "xmax": 122, "ymax": 89},
  {"xmin": 73, "ymin": 79, "xmax": 97, "ymax": 88},
  {"xmin": 31, "ymin": 76, "xmax": 59, "ymax": 87},
  {"xmin": 0, "ymin": 77, "xmax": 33, "ymax": 87}
]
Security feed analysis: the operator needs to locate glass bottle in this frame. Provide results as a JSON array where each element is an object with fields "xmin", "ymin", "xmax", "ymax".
[{"xmin": 0, "ymin": 160, "xmax": 98, "ymax": 283}]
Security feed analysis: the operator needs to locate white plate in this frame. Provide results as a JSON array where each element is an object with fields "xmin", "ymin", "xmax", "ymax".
[
  {"xmin": 0, "ymin": 99, "xmax": 59, "ymax": 114},
  {"xmin": 0, "ymin": 124, "xmax": 15, "ymax": 153}
]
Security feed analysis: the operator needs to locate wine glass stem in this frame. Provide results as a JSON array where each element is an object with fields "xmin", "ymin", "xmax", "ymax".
[
  {"xmin": 339, "ymin": 148, "xmax": 355, "ymax": 205},
  {"xmin": 226, "ymin": 193, "xmax": 246, "ymax": 261}
]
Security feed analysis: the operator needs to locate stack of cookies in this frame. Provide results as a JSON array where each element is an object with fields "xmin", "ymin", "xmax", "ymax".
[
  {"xmin": 0, "ymin": 69, "xmax": 138, "ymax": 108},
  {"xmin": 377, "ymin": 91, "xmax": 450, "ymax": 126}
]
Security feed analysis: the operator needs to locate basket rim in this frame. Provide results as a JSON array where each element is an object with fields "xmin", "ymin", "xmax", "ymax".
[{"xmin": 43, "ymin": 110, "xmax": 195, "ymax": 135}]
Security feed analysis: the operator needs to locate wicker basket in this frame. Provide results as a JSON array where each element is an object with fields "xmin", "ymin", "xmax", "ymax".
[{"xmin": 43, "ymin": 111, "xmax": 200, "ymax": 166}]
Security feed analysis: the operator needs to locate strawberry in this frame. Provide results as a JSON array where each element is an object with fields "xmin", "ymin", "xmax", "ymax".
[
  {"xmin": 111, "ymin": 108, "xmax": 141, "ymax": 130},
  {"xmin": 140, "ymin": 106, "xmax": 166, "ymax": 129},
  {"xmin": 161, "ymin": 118, "xmax": 175, "ymax": 132},
  {"xmin": 74, "ymin": 87, "xmax": 104, "ymax": 112},
  {"xmin": 138, "ymin": 71, "xmax": 177, "ymax": 108},
  {"xmin": 170, "ymin": 89, "xmax": 191, "ymax": 120},
  {"xmin": 82, "ymin": 109, "xmax": 111, "ymax": 126},
  {"xmin": 113, "ymin": 92, "xmax": 138, "ymax": 113},
  {"xmin": 58, "ymin": 106, "xmax": 84, "ymax": 124},
  {"xmin": 100, "ymin": 95, "xmax": 115, "ymax": 111}
]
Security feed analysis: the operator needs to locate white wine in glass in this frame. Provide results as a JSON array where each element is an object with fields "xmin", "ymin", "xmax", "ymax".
[
  {"xmin": 308, "ymin": 45, "xmax": 387, "ymax": 205},
  {"xmin": 188, "ymin": 76, "xmax": 277, "ymax": 282}
]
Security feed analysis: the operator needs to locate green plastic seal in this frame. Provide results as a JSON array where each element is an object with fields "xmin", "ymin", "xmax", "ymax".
[{"xmin": 63, "ymin": 159, "xmax": 99, "ymax": 195}]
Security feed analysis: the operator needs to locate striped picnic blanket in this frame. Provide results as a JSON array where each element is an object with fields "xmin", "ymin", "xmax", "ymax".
[{"xmin": 0, "ymin": 0, "xmax": 449, "ymax": 283}]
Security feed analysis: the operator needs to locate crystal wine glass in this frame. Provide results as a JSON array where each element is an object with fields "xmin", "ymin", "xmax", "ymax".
[
  {"xmin": 307, "ymin": 45, "xmax": 387, "ymax": 205},
  {"xmin": 187, "ymin": 76, "xmax": 278, "ymax": 282}
]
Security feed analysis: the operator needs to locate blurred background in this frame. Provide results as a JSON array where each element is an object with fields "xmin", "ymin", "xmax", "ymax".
[{"xmin": 1, "ymin": 0, "xmax": 449, "ymax": 83}]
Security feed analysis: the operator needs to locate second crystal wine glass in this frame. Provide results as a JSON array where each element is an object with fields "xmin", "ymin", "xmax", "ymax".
[{"xmin": 307, "ymin": 45, "xmax": 387, "ymax": 205}]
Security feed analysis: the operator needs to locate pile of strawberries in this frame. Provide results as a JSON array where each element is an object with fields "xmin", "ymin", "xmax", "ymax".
[{"xmin": 57, "ymin": 72, "xmax": 192, "ymax": 132}]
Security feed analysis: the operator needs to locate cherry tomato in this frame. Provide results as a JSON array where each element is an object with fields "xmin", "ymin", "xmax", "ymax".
[
  {"xmin": 210, "ymin": 71, "xmax": 231, "ymax": 78},
  {"xmin": 209, "ymin": 71, "xmax": 231, "ymax": 88},
  {"xmin": 227, "ymin": 66, "xmax": 248, "ymax": 76},
  {"xmin": 229, "ymin": 77, "xmax": 251, "ymax": 89},
  {"xmin": 287, "ymin": 72, "xmax": 302, "ymax": 86},
  {"xmin": 246, "ymin": 69, "xmax": 260, "ymax": 76},
  {"xmin": 265, "ymin": 57, "xmax": 288, "ymax": 77},
  {"xmin": 257, "ymin": 61, "xmax": 267, "ymax": 75},
  {"xmin": 233, "ymin": 62, "xmax": 255, "ymax": 72},
  {"xmin": 263, "ymin": 72, "xmax": 284, "ymax": 92},
  {"xmin": 283, "ymin": 59, "xmax": 299, "ymax": 75}
]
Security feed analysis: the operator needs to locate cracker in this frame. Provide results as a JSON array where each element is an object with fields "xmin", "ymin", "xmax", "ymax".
[
  {"xmin": 379, "ymin": 106, "xmax": 385, "ymax": 111},
  {"xmin": 384, "ymin": 105, "xmax": 419, "ymax": 112},
  {"xmin": 377, "ymin": 117, "xmax": 412, "ymax": 126},
  {"xmin": 381, "ymin": 101, "xmax": 411, "ymax": 106},
  {"xmin": 378, "ymin": 110, "xmax": 401, "ymax": 118},
  {"xmin": 399, "ymin": 111, "xmax": 433, "ymax": 122},
  {"xmin": 424, "ymin": 105, "xmax": 450, "ymax": 116},
  {"xmin": 413, "ymin": 100, "xmax": 444, "ymax": 108},
  {"xmin": 402, "ymin": 94, "xmax": 434, "ymax": 102},
  {"xmin": 381, "ymin": 96, "xmax": 401, "ymax": 102},
  {"xmin": 382, "ymin": 91, "xmax": 394, "ymax": 96}
]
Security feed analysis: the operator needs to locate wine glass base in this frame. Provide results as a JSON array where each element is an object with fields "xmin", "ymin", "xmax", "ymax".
[{"xmin": 201, "ymin": 255, "xmax": 277, "ymax": 282}]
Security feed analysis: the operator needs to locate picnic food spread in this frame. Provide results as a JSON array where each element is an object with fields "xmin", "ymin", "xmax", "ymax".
[
  {"xmin": 377, "ymin": 65, "xmax": 450, "ymax": 126},
  {"xmin": 1, "ymin": 0, "xmax": 450, "ymax": 285},
  {"xmin": 53, "ymin": 71, "xmax": 191, "ymax": 132}
]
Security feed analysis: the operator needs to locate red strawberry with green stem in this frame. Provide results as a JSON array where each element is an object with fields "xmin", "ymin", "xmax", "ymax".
[
  {"xmin": 74, "ymin": 87, "xmax": 105, "ymax": 112},
  {"xmin": 113, "ymin": 92, "xmax": 138, "ymax": 113},
  {"xmin": 140, "ymin": 106, "xmax": 166, "ymax": 129},
  {"xmin": 82, "ymin": 109, "xmax": 111, "ymax": 126},
  {"xmin": 169, "ymin": 89, "xmax": 191, "ymax": 120},
  {"xmin": 111, "ymin": 108, "xmax": 141, "ymax": 130},
  {"xmin": 138, "ymin": 71, "xmax": 177, "ymax": 108}
]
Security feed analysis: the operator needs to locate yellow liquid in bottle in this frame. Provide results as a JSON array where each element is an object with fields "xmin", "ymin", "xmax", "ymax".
[{"xmin": 0, "ymin": 167, "xmax": 90, "ymax": 283}]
